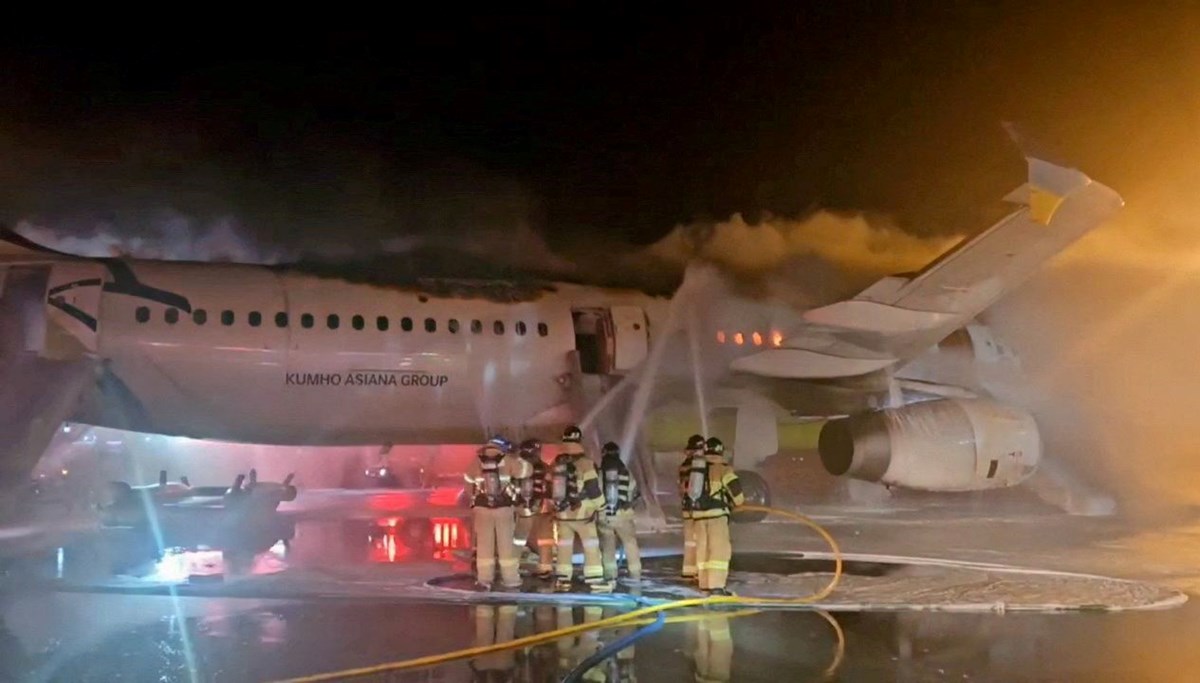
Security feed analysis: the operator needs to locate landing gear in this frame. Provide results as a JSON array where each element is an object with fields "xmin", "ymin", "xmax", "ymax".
[{"xmin": 732, "ymin": 470, "xmax": 770, "ymax": 523}]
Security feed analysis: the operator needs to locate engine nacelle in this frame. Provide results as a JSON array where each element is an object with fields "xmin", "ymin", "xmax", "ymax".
[{"xmin": 818, "ymin": 398, "xmax": 1040, "ymax": 491}]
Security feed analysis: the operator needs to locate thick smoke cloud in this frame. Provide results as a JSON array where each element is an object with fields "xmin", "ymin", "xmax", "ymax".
[
  {"xmin": 644, "ymin": 211, "xmax": 957, "ymax": 277},
  {"xmin": 15, "ymin": 216, "xmax": 295, "ymax": 264},
  {"xmin": 631, "ymin": 211, "xmax": 959, "ymax": 307}
]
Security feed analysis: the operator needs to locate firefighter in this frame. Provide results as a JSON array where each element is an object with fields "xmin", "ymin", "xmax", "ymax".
[
  {"xmin": 689, "ymin": 436, "xmax": 745, "ymax": 595},
  {"xmin": 679, "ymin": 433, "xmax": 706, "ymax": 582},
  {"xmin": 550, "ymin": 425, "xmax": 609, "ymax": 592},
  {"xmin": 513, "ymin": 438, "xmax": 556, "ymax": 579},
  {"xmin": 598, "ymin": 441, "xmax": 642, "ymax": 582},
  {"xmin": 465, "ymin": 439, "xmax": 531, "ymax": 591}
]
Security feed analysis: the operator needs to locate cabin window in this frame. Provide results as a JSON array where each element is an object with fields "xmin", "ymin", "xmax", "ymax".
[
  {"xmin": 135, "ymin": 306, "xmax": 149, "ymax": 323},
  {"xmin": 401, "ymin": 317, "xmax": 413, "ymax": 332},
  {"xmin": 352, "ymin": 315, "xmax": 365, "ymax": 331},
  {"xmin": 448, "ymin": 319, "xmax": 460, "ymax": 334},
  {"xmin": 376, "ymin": 316, "xmax": 389, "ymax": 331},
  {"xmin": 537, "ymin": 322, "xmax": 548, "ymax": 337},
  {"xmin": 425, "ymin": 317, "xmax": 437, "ymax": 333},
  {"xmin": 494, "ymin": 321, "xmax": 505, "ymax": 335},
  {"xmin": 193, "ymin": 309, "xmax": 207, "ymax": 325},
  {"xmin": 221, "ymin": 310, "xmax": 234, "ymax": 326},
  {"xmin": 301, "ymin": 313, "xmax": 314, "ymax": 329},
  {"xmin": 275, "ymin": 312, "xmax": 288, "ymax": 328},
  {"xmin": 471, "ymin": 319, "xmax": 483, "ymax": 334},
  {"xmin": 165, "ymin": 308, "xmax": 179, "ymax": 325},
  {"xmin": 516, "ymin": 321, "xmax": 527, "ymax": 336},
  {"xmin": 249, "ymin": 311, "xmax": 262, "ymax": 328},
  {"xmin": 327, "ymin": 314, "xmax": 340, "ymax": 330}
]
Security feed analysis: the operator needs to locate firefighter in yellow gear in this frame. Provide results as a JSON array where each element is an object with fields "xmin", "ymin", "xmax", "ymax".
[
  {"xmin": 464, "ymin": 438, "xmax": 531, "ymax": 590},
  {"xmin": 687, "ymin": 436, "xmax": 745, "ymax": 595},
  {"xmin": 598, "ymin": 441, "xmax": 642, "ymax": 582},
  {"xmin": 679, "ymin": 433, "xmax": 706, "ymax": 581},
  {"xmin": 550, "ymin": 425, "xmax": 609, "ymax": 592},
  {"xmin": 691, "ymin": 614, "xmax": 734, "ymax": 682},
  {"xmin": 513, "ymin": 438, "xmax": 556, "ymax": 578}
]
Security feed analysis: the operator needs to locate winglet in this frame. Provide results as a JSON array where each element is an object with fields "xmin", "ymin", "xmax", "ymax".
[{"xmin": 1002, "ymin": 123, "xmax": 1092, "ymax": 225}]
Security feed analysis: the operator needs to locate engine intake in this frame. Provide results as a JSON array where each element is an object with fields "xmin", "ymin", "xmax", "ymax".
[{"xmin": 818, "ymin": 398, "xmax": 1040, "ymax": 491}]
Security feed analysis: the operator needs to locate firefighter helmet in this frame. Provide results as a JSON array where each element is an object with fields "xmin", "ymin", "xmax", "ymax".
[
  {"xmin": 519, "ymin": 438, "xmax": 542, "ymax": 456},
  {"xmin": 478, "ymin": 444, "xmax": 504, "ymax": 459},
  {"xmin": 705, "ymin": 437, "xmax": 725, "ymax": 456},
  {"xmin": 562, "ymin": 425, "xmax": 583, "ymax": 443},
  {"xmin": 602, "ymin": 441, "xmax": 620, "ymax": 458},
  {"xmin": 488, "ymin": 435, "xmax": 513, "ymax": 453},
  {"xmin": 686, "ymin": 434, "xmax": 706, "ymax": 451}
]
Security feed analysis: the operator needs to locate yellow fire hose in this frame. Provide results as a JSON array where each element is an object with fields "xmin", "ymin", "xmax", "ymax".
[{"xmin": 273, "ymin": 504, "xmax": 843, "ymax": 682}]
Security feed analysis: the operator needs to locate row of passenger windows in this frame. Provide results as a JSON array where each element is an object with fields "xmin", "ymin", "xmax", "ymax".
[
  {"xmin": 134, "ymin": 306, "xmax": 550, "ymax": 337},
  {"xmin": 716, "ymin": 329, "xmax": 784, "ymax": 347}
]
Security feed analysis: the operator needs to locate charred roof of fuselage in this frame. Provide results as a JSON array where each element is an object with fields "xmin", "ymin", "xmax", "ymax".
[{"xmin": 274, "ymin": 247, "xmax": 679, "ymax": 302}]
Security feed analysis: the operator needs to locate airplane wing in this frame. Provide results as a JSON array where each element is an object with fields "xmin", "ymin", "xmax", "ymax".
[{"xmin": 730, "ymin": 154, "xmax": 1124, "ymax": 379}]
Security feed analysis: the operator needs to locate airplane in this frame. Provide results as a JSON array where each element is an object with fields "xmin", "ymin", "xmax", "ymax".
[
  {"xmin": 99, "ymin": 468, "xmax": 297, "ymax": 527},
  {"xmin": 0, "ymin": 145, "xmax": 1123, "ymax": 521}
]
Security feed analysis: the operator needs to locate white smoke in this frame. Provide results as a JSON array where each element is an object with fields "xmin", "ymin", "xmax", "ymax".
[
  {"xmin": 639, "ymin": 210, "xmax": 960, "ymax": 277},
  {"xmin": 15, "ymin": 214, "xmax": 295, "ymax": 264}
]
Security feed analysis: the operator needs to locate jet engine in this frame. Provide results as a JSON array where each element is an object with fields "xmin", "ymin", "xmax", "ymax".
[{"xmin": 818, "ymin": 398, "xmax": 1040, "ymax": 491}]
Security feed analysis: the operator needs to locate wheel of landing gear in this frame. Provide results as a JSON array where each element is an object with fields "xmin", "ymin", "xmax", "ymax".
[{"xmin": 732, "ymin": 470, "xmax": 770, "ymax": 523}]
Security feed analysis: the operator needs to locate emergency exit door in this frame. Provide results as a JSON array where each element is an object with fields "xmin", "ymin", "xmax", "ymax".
[
  {"xmin": 608, "ymin": 305, "xmax": 648, "ymax": 373},
  {"xmin": 572, "ymin": 306, "xmax": 648, "ymax": 375}
]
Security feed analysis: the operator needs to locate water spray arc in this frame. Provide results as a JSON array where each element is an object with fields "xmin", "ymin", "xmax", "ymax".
[
  {"xmin": 617, "ymin": 264, "xmax": 711, "ymax": 464},
  {"xmin": 687, "ymin": 304, "xmax": 710, "ymax": 438}
]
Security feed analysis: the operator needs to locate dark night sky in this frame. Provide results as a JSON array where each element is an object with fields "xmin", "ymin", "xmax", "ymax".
[{"xmin": 2, "ymin": 3, "xmax": 1198, "ymax": 264}]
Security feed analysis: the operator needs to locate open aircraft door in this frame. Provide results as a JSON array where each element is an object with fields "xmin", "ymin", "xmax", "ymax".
[
  {"xmin": 572, "ymin": 306, "xmax": 649, "ymax": 375},
  {"xmin": 609, "ymin": 305, "xmax": 648, "ymax": 373}
]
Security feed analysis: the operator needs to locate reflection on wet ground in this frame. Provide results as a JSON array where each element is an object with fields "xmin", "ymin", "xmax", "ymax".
[
  {"xmin": 5, "ymin": 593, "xmax": 1200, "ymax": 682},
  {"xmin": 3, "ymin": 512, "xmax": 477, "ymax": 586},
  {"xmin": 5, "ymin": 488, "xmax": 1200, "ymax": 681}
]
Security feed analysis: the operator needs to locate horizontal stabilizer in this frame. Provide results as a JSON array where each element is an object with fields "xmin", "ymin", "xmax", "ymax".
[{"xmin": 0, "ymin": 229, "xmax": 75, "ymax": 265}]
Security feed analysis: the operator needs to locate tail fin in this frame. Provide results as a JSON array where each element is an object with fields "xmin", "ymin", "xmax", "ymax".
[{"xmin": 0, "ymin": 228, "xmax": 74, "ymax": 264}]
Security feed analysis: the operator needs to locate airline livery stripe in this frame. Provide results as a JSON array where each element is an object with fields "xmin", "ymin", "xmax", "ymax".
[
  {"xmin": 48, "ymin": 278, "xmax": 102, "ymax": 295},
  {"xmin": 48, "ymin": 299, "xmax": 98, "ymax": 331},
  {"xmin": 101, "ymin": 261, "xmax": 193, "ymax": 312}
]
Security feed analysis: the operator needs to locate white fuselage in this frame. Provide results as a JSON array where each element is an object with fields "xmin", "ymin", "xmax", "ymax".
[
  {"xmin": 40, "ymin": 257, "xmax": 992, "ymax": 452},
  {"xmin": 65, "ymin": 260, "xmax": 678, "ymax": 445}
]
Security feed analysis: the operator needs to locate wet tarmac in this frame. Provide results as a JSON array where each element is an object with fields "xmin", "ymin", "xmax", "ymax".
[
  {"xmin": 4, "ymin": 591, "xmax": 1200, "ymax": 681},
  {"xmin": 3, "ymin": 488, "xmax": 1200, "ymax": 681}
]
